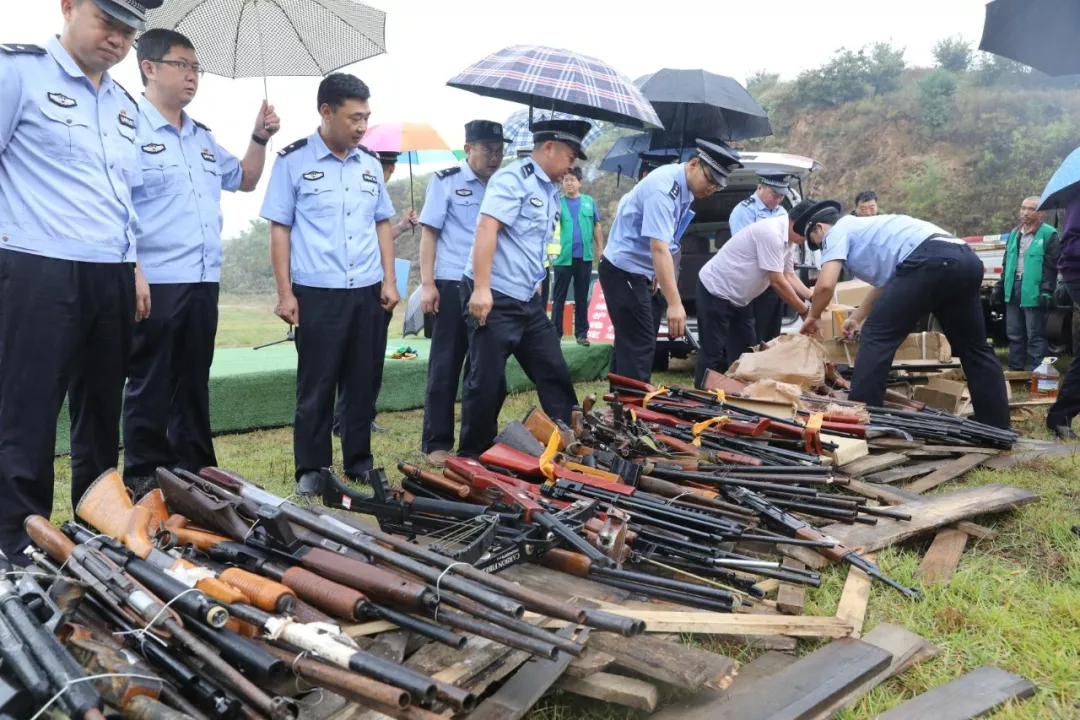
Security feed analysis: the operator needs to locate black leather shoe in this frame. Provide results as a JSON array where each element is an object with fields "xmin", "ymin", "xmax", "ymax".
[
  {"xmin": 1050, "ymin": 425, "xmax": 1078, "ymax": 441},
  {"xmin": 371, "ymin": 421, "xmax": 388, "ymax": 433},
  {"xmin": 296, "ymin": 471, "xmax": 323, "ymax": 497},
  {"xmin": 576, "ymin": 337, "xmax": 590, "ymax": 346}
]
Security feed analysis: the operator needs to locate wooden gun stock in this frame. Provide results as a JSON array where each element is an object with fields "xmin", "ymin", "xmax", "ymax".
[
  {"xmin": 539, "ymin": 548, "xmax": 592, "ymax": 578},
  {"xmin": 398, "ymin": 463, "xmax": 470, "ymax": 499},
  {"xmin": 76, "ymin": 470, "xmax": 157, "ymax": 559}
]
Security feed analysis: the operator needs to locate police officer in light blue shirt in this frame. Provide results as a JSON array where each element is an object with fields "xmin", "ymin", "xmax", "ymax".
[
  {"xmin": 458, "ymin": 120, "xmax": 588, "ymax": 457},
  {"xmin": 795, "ymin": 203, "xmax": 1009, "ymax": 430},
  {"xmin": 417, "ymin": 120, "xmax": 510, "ymax": 465},
  {"xmin": 261, "ymin": 73, "xmax": 399, "ymax": 495},
  {"xmin": 0, "ymin": 0, "xmax": 162, "ymax": 561},
  {"xmin": 121, "ymin": 29, "xmax": 280, "ymax": 497},
  {"xmin": 599, "ymin": 140, "xmax": 742, "ymax": 383},
  {"xmin": 730, "ymin": 174, "xmax": 794, "ymax": 346}
]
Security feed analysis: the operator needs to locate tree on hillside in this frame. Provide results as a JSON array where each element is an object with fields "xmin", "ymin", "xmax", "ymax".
[
  {"xmin": 747, "ymin": 71, "xmax": 780, "ymax": 95},
  {"xmin": 972, "ymin": 51, "xmax": 1029, "ymax": 86},
  {"xmin": 790, "ymin": 42, "xmax": 905, "ymax": 108},
  {"xmin": 932, "ymin": 35, "xmax": 973, "ymax": 72},
  {"xmin": 220, "ymin": 219, "xmax": 275, "ymax": 295},
  {"xmin": 867, "ymin": 42, "xmax": 906, "ymax": 95},
  {"xmin": 919, "ymin": 70, "xmax": 958, "ymax": 131}
]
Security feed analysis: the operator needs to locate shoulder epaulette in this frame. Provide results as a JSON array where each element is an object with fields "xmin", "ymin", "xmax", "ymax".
[
  {"xmin": 192, "ymin": 119, "xmax": 211, "ymax": 133},
  {"xmin": 740, "ymin": 197, "xmax": 754, "ymax": 206},
  {"xmin": 669, "ymin": 181, "xmax": 680, "ymax": 200},
  {"xmin": 278, "ymin": 138, "xmax": 308, "ymax": 157},
  {"xmin": 356, "ymin": 144, "xmax": 379, "ymax": 160},
  {"xmin": 112, "ymin": 80, "xmax": 136, "ymax": 106},
  {"xmin": 436, "ymin": 166, "xmax": 462, "ymax": 180},
  {"xmin": 521, "ymin": 162, "xmax": 535, "ymax": 179},
  {"xmin": 0, "ymin": 44, "xmax": 46, "ymax": 55}
]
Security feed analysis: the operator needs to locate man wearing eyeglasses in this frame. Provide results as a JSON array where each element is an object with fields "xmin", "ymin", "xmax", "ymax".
[
  {"xmin": 0, "ymin": 0, "xmax": 163, "ymax": 561},
  {"xmin": 730, "ymin": 174, "xmax": 795, "ymax": 346},
  {"xmin": 122, "ymin": 28, "xmax": 279, "ymax": 498},
  {"xmin": 418, "ymin": 120, "xmax": 510, "ymax": 465}
]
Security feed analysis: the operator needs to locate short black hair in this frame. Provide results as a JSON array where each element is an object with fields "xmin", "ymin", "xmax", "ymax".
[
  {"xmin": 317, "ymin": 73, "xmax": 371, "ymax": 111},
  {"xmin": 855, "ymin": 190, "xmax": 878, "ymax": 205},
  {"xmin": 567, "ymin": 167, "xmax": 583, "ymax": 181},
  {"xmin": 136, "ymin": 29, "xmax": 195, "ymax": 86}
]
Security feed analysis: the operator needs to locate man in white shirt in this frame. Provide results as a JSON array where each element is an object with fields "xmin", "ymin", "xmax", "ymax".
[{"xmin": 694, "ymin": 200, "xmax": 814, "ymax": 386}]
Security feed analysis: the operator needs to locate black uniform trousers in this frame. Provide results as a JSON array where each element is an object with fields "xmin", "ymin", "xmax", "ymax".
[
  {"xmin": 1047, "ymin": 281, "xmax": 1080, "ymax": 428},
  {"xmin": 422, "ymin": 279, "xmax": 493, "ymax": 453},
  {"xmin": 599, "ymin": 258, "xmax": 658, "ymax": 383},
  {"xmin": 332, "ymin": 306, "xmax": 391, "ymax": 438},
  {"xmin": 849, "ymin": 241, "xmax": 1010, "ymax": 430},
  {"xmin": 750, "ymin": 286, "xmax": 784, "ymax": 344},
  {"xmin": 457, "ymin": 279, "xmax": 577, "ymax": 457},
  {"xmin": 123, "ymin": 282, "xmax": 219, "ymax": 484},
  {"xmin": 694, "ymin": 278, "xmax": 756, "ymax": 388},
  {"xmin": 0, "ymin": 251, "xmax": 133, "ymax": 560},
  {"xmin": 551, "ymin": 258, "xmax": 593, "ymax": 340},
  {"xmin": 294, "ymin": 282, "xmax": 388, "ymax": 480}
]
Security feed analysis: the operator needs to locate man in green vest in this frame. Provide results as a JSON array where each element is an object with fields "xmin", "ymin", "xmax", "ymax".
[
  {"xmin": 551, "ymin": 167, "xmax": 605, "ymax": 344},
  {"xmin": 1003, "ymin": 196, "xmax": 1060, "ymax": 371}
]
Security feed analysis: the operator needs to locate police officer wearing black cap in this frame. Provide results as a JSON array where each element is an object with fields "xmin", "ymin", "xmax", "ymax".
[
  {"xmin": 0, "ymin": 0, "xmax": 162, "ymax": 560},
  {"xmin": 600, "ymin": 139, "xmax": 742, "ymax": 383},
  {"xmin": 419, "ymin": 120, "xmax": 510, "ymax": 464},
  {"xmin": 795, "ymin": 202, "xmax": 1010, "ymax": 430},
  {"xmin": 458, "ymin": 119, "xmax": 587, "ymax": 457}
]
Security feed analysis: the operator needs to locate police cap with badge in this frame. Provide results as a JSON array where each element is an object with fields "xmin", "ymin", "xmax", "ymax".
[
  {"xmin": 376, "ymin": 150, "xmax": 400, "ymax": 167},
  {"xmin": 759, "ymin": 173, "xmax": 794, "ymax": 196},
  {"xmin": 465, "ymin": 120, "xmax": 511, "ymax": 145},
  {"xmin": 94, "ymin": 0, "xmax": 165, "ymax": 30},
  {"xmin": 694, "ymin": 139, "xmax": 742, "ymax": 188},
  {"xmin": 792, "ymin": 199, "xmax": 843, "ymax": 249},
  {"xmin": 531, "ymin": 119, "xmax": 592, "ymax": 161}
]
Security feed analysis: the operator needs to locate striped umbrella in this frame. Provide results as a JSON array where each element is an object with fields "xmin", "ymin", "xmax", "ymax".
[
  {"xmin": 447, "ymin": 45, "xmax": 662, "ymax": 130},
  {"xmin": 362, "ymin": 122, "xmax": 452, "ymax": 208},
  {"xmin": 502, "ymin": 108, "xmax": 602, "ymax": 156}
]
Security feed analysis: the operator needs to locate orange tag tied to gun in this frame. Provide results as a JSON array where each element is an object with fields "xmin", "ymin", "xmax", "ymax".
[
  {"xmin": 641, "ymin": 387, "xmax": 669, "ymax": 408},
  {"xmin": 805, "ymin": 413, "xmax": 824, "ymax": 432},
  {"xmin": 690, "ymin": 415, "xmax": 731, "ymax": 447},
  {"xmin": 712, "ymin": 389, "xmax": 726, "ymax": 404},
  {"xmin": 539, "ymin": 431, "xmax": 561, "ymax": 484}
]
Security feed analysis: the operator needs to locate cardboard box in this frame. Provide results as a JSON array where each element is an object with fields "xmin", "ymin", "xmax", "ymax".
[
  {"xmin": 834, "ymin": 280, "xmax": 872, "ymax": 307},
  {"xmin": 825, "ymin": 331, "xmax": 953, "ymax": 366},
  {"xmin": 913, "ymin": 378, "xmax": 967, "ymax": 414}
]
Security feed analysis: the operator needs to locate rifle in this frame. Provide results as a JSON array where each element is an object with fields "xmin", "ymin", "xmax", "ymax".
[
  {"xmin": 24, "ymin": 515, "xmax": 298, "ymax": 720},
  {"xmin": 723, "ymin": 486, "xmax": 923, "ymax": 599},
  {"xmin": 0, "ymin": 551, "xmax": 104, "ymax": 720}
]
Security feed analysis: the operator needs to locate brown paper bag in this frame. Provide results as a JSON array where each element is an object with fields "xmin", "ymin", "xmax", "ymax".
[{"xmin": 727, "ymin": 334, "xmax": 827, "ymax": 388}]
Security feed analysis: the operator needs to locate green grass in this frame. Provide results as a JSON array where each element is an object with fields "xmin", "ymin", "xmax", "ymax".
[{"xmin": 48, "ymin": 312, "xmax": 1080, "ymax": 718}]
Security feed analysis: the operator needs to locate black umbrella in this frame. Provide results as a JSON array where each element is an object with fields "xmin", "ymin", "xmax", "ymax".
[
  {"xmin": 635, "ymin": 68, "xmax": 772, "ymax": 143},
  {"xmin": 979, "ymin": 0, "xmax": 1080, "ymax": 76},
  {"xmin": 599, "ymin": 132, "xmax": 697, "ymax": 180}
]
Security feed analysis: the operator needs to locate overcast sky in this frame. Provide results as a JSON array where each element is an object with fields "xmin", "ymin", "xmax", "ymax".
[{"xmin": 11, "ymin": 0, "xmax": 993, "ymax": 236}]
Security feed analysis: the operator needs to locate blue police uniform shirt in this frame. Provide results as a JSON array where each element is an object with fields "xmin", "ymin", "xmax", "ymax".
[
  {"xmin": 602, "ymin": 163, "xmax": 693, "ymax": 279},
  {"xmin": 465, "ymin": 157, "xmax": 558, "ymax": 302},
  {"xmin": 728, "ymin": 192, "xmax": 787, "ymax": 236},
  {"xmin": 418, "ymin": 161, "xmax": 486, "ymax": 282},
  {"xmin": 820, "ymin": 214, "xmax": 950, "ymax": 287},
  {"xmin": 131, "ymin": 97, "xmax": 242, "ymax": 284},
  {"xmin": 0, "ymin": 37, "xmax": 141, "ymax": 263},
  {"xmin": 260, "ymin": 131, "xmax": 395, "ymax": 289}
]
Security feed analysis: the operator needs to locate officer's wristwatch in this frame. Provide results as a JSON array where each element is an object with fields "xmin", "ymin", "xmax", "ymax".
[{"xmin": 251, "ymin": 133, "xmax": 269, "ymax": 146}]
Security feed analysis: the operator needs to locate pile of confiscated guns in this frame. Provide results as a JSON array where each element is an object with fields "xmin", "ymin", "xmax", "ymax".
[{"xmin": 5, "ymin": 466, "xmax": 642, "ymax": 719}]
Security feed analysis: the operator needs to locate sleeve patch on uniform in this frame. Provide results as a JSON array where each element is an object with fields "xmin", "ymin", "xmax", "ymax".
[
  {"xmin": 363, "ymin": 171, "xmax": 378, "ymax": 184},
  {"xmin": 455, "ymin": 189, "xmax": 473, "ymax": 197},
  {"xmin": 529, "ymin": 197, "xmax": 543, "ymax": 207},
  {"xmin": 47, "ymin": 92, "xmax": 76, "ymax": 108},
  {"xmin": 669, "ymin": 182, "xmax": 679, "ymax": 200},
  {"xmin": 142, "ymin": 143, "xmax": 165, "ymax": 154},
  {"xmin": 303, "ymin": 171, "xmax": 324, "ymax": 181},
  {"xmin": 118, "ymin": 110, "xmax": 135, "ymax": 129},
  {"xmin": 201, "ymin": 149, "xmax": 216, "ymax": 163}
]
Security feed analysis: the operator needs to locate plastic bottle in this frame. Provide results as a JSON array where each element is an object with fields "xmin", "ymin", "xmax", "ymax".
[{"xmin": 1030, "ymin": 357, "xmax": 1060, "ymax": 398}]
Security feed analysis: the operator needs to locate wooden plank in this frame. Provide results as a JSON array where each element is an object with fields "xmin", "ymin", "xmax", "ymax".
[
  {"xmin": 916, "ymin": 445, "xmax": 1001, "ymax": 456},
  {"xmin": 343, "ymin": 620, "xmax": 398, "ymax": 638},
  {"xmin": 555, "ymin": 672, "xmax": 658, "ymax": 711},
  {"xmin": 585, "ymin": 632, "xmax": 738, "ymax": 692},
  {"xmin": 466, "ymin": 627, "xmax": 580, "ymax": 720},
  {"xmin": 865, "ymin": 461, "xmax": 943, "ymax": 485},
  {"xmin": 838, "ymin": 452, "xmax": 910, "ymax": 478},
  {"xmin": 844, "ymin": 478, "xmax": 925, "ymax": 505},
  {"xmin": 917, "ymin": 528, "xmax": 969, "ymax": 584},
  {"xmin": 544, "ymin": 611, "xmax": 853, "ymax": 637},
  {"xmin": 784, "ymin": 484, "xmax": 1039, "ymax": 570},
  {"xmin": 776, "ymin": 559, "xmax": 807, "ymax": 615},
  {"xmin": 984, "ymin": 441, "xmax": 1080, "ymax": 469},
  {"xmin": 367, "ymin": 630, "xmax": 409, "ymax": 664},
  {"xmin": 651, "ymin": 651, "xmax": 799, "ymax": 720},
  {"xmin": 564, "ymin": 648, "xmax": 615, "ymax": 679},
  {"xmin": 805, "ymin": 624, "xmax": 936, "ymax": 720},
  {"xmin": 835, "ymin": 557, "xmax": 874, "ymax": 639},
  {"xmin": 823, "ymin": 433, "xmax": 869, "ymax": 466},
  {"xmin": 714, "ymin": 638, "xmax": 893, "ymax": 719},
  {"xmin": 876, "ymin": 665, "xmax": 1037, "ymax": 720},
  {"xmin": 867, "ymin": 437, "xmax": 924, "ymax": 451},
  {"xmin": 952, "ymin": 520, "xmax": 999, "ymax": 541},
  {"xmin": 904, "ymin": 454, "xmax": 990, "ymax": 494}
]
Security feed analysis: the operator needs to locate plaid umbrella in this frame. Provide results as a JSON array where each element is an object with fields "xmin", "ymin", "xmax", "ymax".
[
  {"xmin": 447, "ymin": 45, "xmax": 662, "ymax": 130},
  {"xmin": 502, "ymin": 109, "xmax": 602, "ymax": 156},
  {"xmin": 144, "ymin": 0, "xmax": 386, "ymax": 88}
]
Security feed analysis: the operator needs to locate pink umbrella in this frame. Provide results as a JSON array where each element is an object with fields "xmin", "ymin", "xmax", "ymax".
[{"xmin": 362, "ymin": 122, "xmax": 452, "ymax": 208}]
